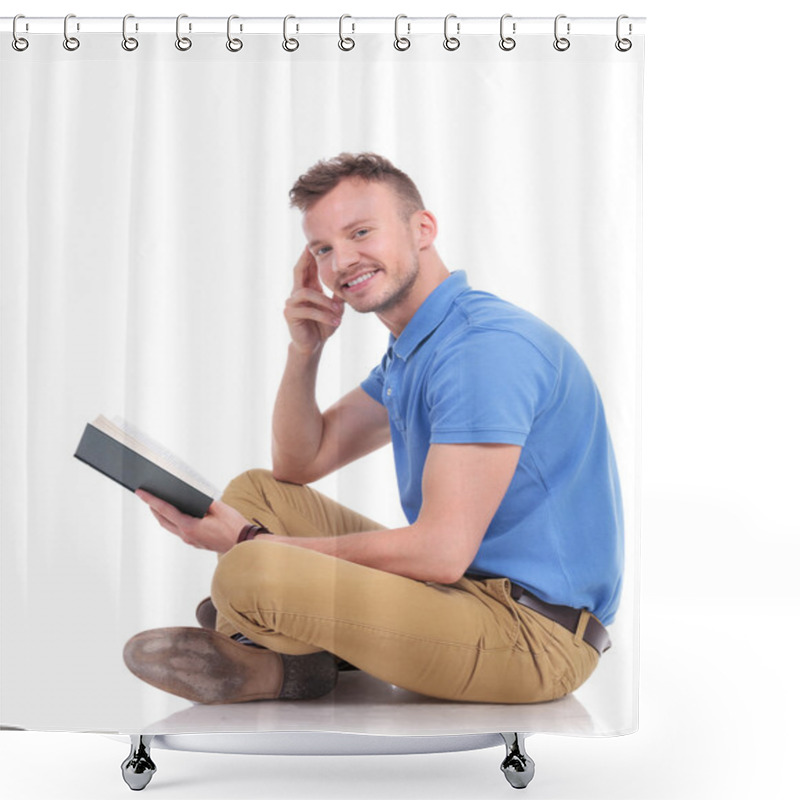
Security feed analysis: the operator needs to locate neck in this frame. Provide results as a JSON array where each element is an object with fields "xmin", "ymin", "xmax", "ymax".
[{"xmin": 376, "ymin": 251, "xmax": 450, "ymax": 338}]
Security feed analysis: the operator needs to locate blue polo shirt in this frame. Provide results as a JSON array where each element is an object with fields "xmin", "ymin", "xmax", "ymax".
[{"xmin": 361, "ymin": 271, "xmax": 623, "ymax": 625}]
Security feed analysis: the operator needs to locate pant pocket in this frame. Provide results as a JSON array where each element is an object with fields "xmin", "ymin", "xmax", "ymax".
[{"xmin": 480, "ymin": 578, "xmax": 522, "ymax": 649}]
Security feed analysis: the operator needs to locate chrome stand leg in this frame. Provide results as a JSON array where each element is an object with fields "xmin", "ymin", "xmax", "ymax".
[
  {"xmin": 121, "ymin": 735, "xmax": 156, "ymax": 791},
  {"xmin": 500, "ymin": 732, "xmax": 535, "ymax": 789}
]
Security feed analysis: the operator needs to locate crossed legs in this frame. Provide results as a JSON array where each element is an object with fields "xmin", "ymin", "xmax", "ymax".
[{"xmin": 209, "ymin": 470, "xmax": 599, "ymax": 704}]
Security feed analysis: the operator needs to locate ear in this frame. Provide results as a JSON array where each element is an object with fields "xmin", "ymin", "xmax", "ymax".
[{"xmin": 412, "ymin": 209, "xmax": 438, "ymax": 251}]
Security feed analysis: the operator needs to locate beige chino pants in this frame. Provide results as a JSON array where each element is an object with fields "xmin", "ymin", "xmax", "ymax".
[{"xmin": 210, "ymin": 469, "xmax": 599, "ymax": 704}]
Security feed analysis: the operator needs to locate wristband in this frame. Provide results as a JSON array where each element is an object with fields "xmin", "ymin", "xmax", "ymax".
[{"xmin": 236, "ymin": 523, "xmax": 272, "ymax": 544}]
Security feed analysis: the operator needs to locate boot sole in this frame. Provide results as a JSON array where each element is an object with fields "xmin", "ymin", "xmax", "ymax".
[{"xmin": 123, "ymin": 627, "xmax": 335, "ymax": 704}]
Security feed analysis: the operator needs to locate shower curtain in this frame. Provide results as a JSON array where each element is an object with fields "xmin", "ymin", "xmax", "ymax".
[{"xmin": 1, "ymin": 16, "xmax": 643, "ymax": 738}]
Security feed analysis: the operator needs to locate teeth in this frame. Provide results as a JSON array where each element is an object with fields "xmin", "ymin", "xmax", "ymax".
[{"xmin": 345, "ymin": 271, "xmax": 376, "ymax": 288}]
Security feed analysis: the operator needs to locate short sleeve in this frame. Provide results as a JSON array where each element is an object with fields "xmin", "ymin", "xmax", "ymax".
[
  {"xmin": 360, "ymin": 358, "xmax": 387, "ymax": 405},
  {"xmin": 426, "ymin": 328, "xmax": 556, "ymax": 445}
]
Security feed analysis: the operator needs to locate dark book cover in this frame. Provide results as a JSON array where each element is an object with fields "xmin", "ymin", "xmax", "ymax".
[{"xmin": 74, "ymin": 423, "xmax": 213, "ymax": 518}]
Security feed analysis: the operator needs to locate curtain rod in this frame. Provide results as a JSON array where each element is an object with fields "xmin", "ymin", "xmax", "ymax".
[{"xmin": 2, "ymin": 16, "xmax": 646, "ymax": 37}]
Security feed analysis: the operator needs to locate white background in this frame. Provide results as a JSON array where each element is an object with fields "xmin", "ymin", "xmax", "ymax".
[{"xmin": 1, "ymin": 1, "xmax": 798, "ymax": 799}]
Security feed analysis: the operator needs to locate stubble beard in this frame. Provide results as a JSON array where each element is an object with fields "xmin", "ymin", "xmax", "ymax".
[{"xmin": 352, "ymin": 255, "xmax": 420, "ymax": 316}]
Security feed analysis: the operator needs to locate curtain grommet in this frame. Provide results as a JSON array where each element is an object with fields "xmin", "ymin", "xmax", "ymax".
[
  {"xmin": 615, "ymin": 15, "xmax": 633, "ymax": 52},
  {"xmin": 226, "ymin": 15, "xmax": 243, "ymax": 52},
  {"xmin": 175, "ymin": 14, "xmax": 192, "ymax": 51},
  {"xmin": 499, "ymin": 14, "xmax": 516, "ymax": 51},
  {"xmin": 12, "ymin": 15, "xmax": 29, "ymax": 51},
  {"xmin": 443, "ymin": 14, "xmax": 460, "ymax": 51},
  {"xmin": 121, "ymin": 14, "xmax": 139, "ymax": 52},
  {"xmin": 282, "ymin": 15, "xmax": 299, "ymax": 52},
  {"xmin": 63, "ymin": 13, "xmax": 80, "ymax": 51},
  {"xmin": 338, "ymin": 15, "xmax": 355, "ymax": 51},
  {"xmin": 394, "ymin": 15, "xmax": 411, "ymax": 51},
  {"xmin": 553, "ymin": 14, "xmax": 570, "ymax": 52}
]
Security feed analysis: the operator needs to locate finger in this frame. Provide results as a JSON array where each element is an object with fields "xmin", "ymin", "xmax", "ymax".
[
  {"xmin": 292, "ymin": 249, "xmax": 321, "ymax": 292},
  {"xmin": 136, "ymin": 488, "xmax": 157, "ymax": 505},
  {"xmin": 284, "ymin": 304, "xmax": 338, "ymax": 322},
  {"xmin": 286, "ymin": 288, "xmax": 342, "ymax": 315},
  {"xmin": 302, "ymin": 251, "xmax": 324, "ymax": 293},
  {"xmin": 136, "ymin": 488, "xmax": 176, "ymax": 518},
  {"xmin": 136, "ymin": 489, "xmax": 190, "ymax": 529},
  {"xmin": 150, "ymin": 508, "xmax": 206, "ymax": 549},
  {"xmin": 149, "ymin": 506, "xmax": 181, "ymax": 536},
  {"xmin": 284, "ymin": 304, "xmax": 342, "ymax": 329}
]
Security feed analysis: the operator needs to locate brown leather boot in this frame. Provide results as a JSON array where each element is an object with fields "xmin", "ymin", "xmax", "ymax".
[
  {"xmin": 193, "ymin": 599, "xmax": 360, "ymax": 673},
  {"xmin": 123, "ymin": 627, "xmax": 337, "ymax": 704},
  {"xmin": 194, "ymin": 597, "xmax": 217, "ymax": 630}
]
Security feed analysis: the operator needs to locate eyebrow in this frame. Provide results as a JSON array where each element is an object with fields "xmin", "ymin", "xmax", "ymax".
[{"xmin": 308, "ymin": 218, "xmax": 375, "ymax": 250}]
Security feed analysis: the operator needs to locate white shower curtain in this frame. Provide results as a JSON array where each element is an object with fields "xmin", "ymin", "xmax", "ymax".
[{"xmin": 1, "ymin": 18, "xmax": 643, "ymax": 736}]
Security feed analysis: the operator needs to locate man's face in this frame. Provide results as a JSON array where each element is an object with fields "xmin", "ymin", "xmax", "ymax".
[{"xmin": 302, "ymin": 178, "xmax": 421, "ymax": 315}]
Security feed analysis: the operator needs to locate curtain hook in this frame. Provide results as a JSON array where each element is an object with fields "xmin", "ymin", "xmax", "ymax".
[
  {"xmin": 443, "ymin": 14, "xmax": 460, "ymax": 51},
  {"xmin": 12, "ymin": 14, "xmax": 29, "ymax": 52},
  {"xmin": 282, "ymin": 15, "xmax": 299, "ymax": 51},
  {"xmin": 394, "ymin": 14, "xmax": 411, "ymax": 51},
  {"xmin": 63, "ymin": 13, "xmax": 80, "ymax": 51},
  {"xmin": 553, "ymin": 14, "xmax": 570, "ymax": 52},
  {"xmin": 226, "ymin": 15, "xmax": 243, "ymax": 52},
  {"xmin": 339, "ymin": 14, "xmax": 355, "ymax": 51},
  {"xmin": 499, "ymin": 14, "xmax": 516, "ymax": 51},
  {"xmin": 175, "ymin": 13, "xmax": 192, "ymax": 51},
  {"xmin": 122, "ymin": 14, "xmax": 139, "ymax": 52},
  {"xmin": 615, "ymin": 15, "xmax": 632, "ymax": 52}
]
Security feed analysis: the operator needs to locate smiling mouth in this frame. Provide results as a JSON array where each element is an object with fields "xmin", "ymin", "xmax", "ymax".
[{"xmin": 342, "ymin": 270, "xmax": 378, "ymax": 290}]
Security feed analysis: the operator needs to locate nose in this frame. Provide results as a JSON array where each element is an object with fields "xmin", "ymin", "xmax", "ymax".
[{"xmin": 331, "ymin": 240, "xmax": 360, "ymax": 273}]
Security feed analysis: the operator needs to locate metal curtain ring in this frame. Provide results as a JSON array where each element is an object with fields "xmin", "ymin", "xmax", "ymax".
[
  {"xmin": 553, "ymin": 14, "xmax": 570, "ymax": 52},
  {"xmin": 394, "ymin": 14, "xmax": 411, "ymax": 51},
  {"xmin": 175, "ymin": 14, "xmax": 192, "ymax": 51},
  {"xmin": 12, "ymin": 14, "xmax": 29, "ymax": 51},
  {"xmin": 63, "ymin": 13, "xmax": 80, "ymax": 51},
  {"xmin": 499, "ymin": 13, "xmax": 516, "ymax": 51},
  {"xmin": 443, "ymin": 14, "xmax": 460, "ymax": 51},
  {"xmin": 282, "ymin": 15, "xmax": 299, "ymax": 51},
  {"xmin": 615, "ymin": 15, "xmax": 632, "ymax": 52},
  {"xmin": 226, "ymin": 15, "xmax": 243, "ymax": 52},
  {"xmin": 122, "ymin": 14, "xmax": 139, "ymax": 51},
  {"xmin": 338, "ymin": 15, "xmax": 355, "ymax": 51}
]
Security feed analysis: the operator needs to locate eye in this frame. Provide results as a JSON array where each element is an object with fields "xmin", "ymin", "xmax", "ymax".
[
  {"xmin": 354, "ymin": 228, "xmax": 369, "ymax": 238},
  {"xmin": 315, "ymin": 245, "xmax": 332, "ymax": 257}
]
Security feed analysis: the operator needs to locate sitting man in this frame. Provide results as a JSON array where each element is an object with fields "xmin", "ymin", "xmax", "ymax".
[{"xmin": 124, "ymin": 152, "xmax": 624, "ymax": 705}]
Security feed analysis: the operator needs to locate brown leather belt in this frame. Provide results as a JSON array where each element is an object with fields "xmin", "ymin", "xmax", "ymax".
[{"xmin": 510, "ymin": 584, "xmax": 612, "ymax": 656}]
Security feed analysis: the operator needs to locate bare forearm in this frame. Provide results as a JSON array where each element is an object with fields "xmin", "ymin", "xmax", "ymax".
[
  {"xmin": 271, "ymin": 344, "xmax": 325, "ymax": 481},
  {"xmin": 263, "ymin": 443, "xmax": 521, "ymax": 582},
  {"xmin": 267, "ymin": 525, "xmax": 468, "ymax": 586}
]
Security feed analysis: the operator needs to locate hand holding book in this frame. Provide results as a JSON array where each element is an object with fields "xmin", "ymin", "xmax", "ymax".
[
  {"xmin": 136, "ymin": 489, "xmax": 249, "ymax": 554},
  {"xmin": 76, "ymin": 415, "xmax": 254, "ymax": 552}
]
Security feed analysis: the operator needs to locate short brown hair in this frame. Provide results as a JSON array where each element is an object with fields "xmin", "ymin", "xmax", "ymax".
[{"xmin": 289, "ymin": 152, "xmax": 424, "ymax": 219}]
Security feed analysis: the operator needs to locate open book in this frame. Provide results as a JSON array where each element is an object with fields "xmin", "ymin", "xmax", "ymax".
[{"xmin": 74, "ymin": 415, "xmax": 218, "ymax": 517}]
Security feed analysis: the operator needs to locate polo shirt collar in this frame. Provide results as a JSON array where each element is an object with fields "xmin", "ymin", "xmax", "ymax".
[{"xmin": 391, "ymin": 270, "xmax": 470, "ymax": 361}]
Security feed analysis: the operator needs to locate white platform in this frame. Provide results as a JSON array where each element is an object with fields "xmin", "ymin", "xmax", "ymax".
[
  {"xmin": 135, "ymin": 670, "xmax": 602, "ymax": 737},
  {"xmin": 109, "ymin": 669, "xmax": 601, "ymax": 758}
]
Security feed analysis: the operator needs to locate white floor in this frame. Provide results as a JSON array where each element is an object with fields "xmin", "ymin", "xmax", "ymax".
[{"xmin": 2, "ymin": 597, "xmax": 796, "ymax": 799}]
